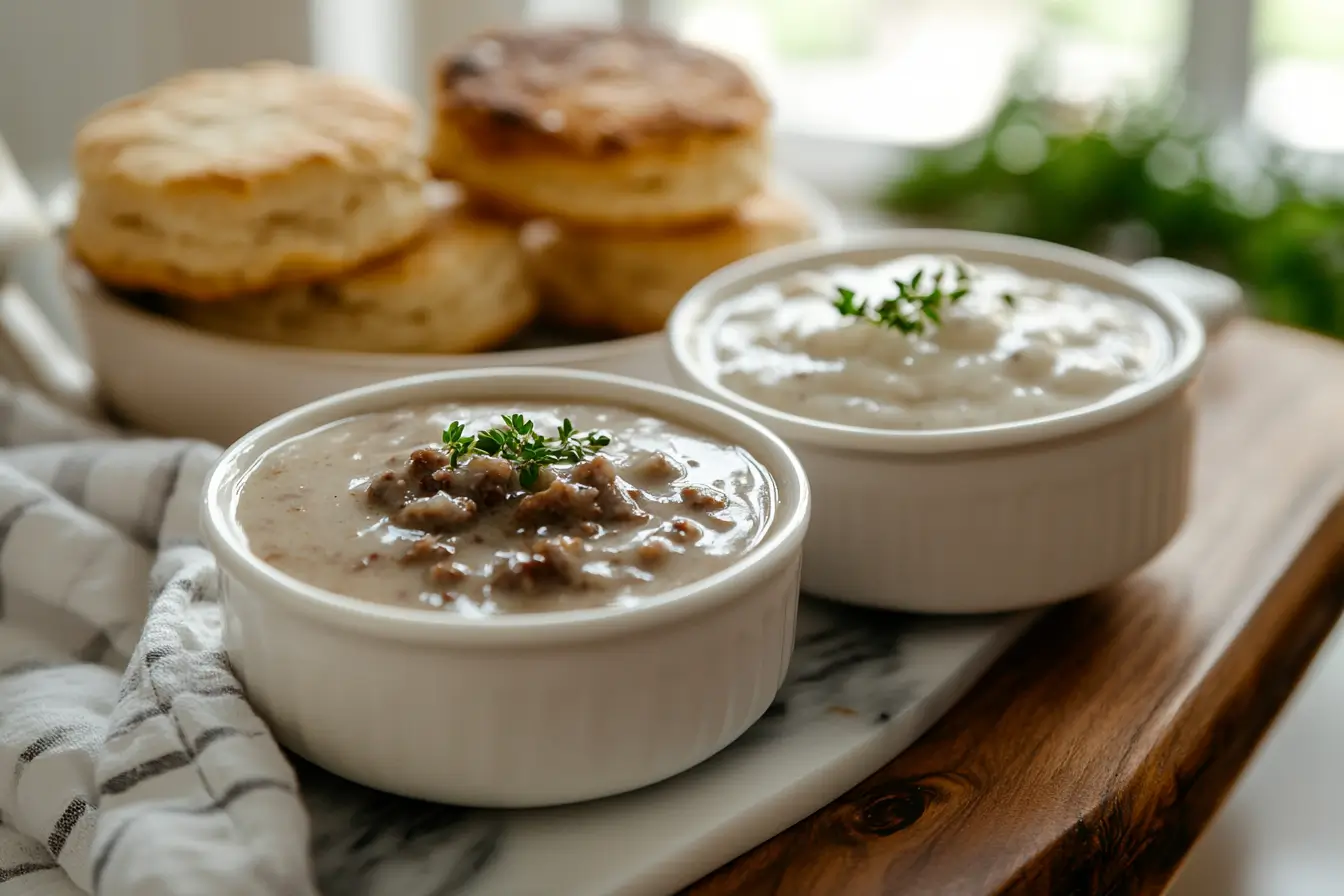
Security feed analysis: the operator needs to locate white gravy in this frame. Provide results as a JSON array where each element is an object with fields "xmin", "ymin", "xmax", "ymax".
[{"xmin": 707, "ymin": 255, "xmax": 1171, "ymax": 430}]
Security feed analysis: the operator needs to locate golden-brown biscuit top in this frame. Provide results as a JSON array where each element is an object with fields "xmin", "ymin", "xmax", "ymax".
[
  {"xmin": 75, "ymin": 61, "xmax": 419, "ymax": 191},
  {"xmin": 437, "ymin": 27, "xmax": 770, "ymax": 156}
]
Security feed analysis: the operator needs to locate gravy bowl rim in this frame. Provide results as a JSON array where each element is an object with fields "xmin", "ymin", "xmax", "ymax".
[
  {"xmin": 202, "ymin": 367, "xmax": 811, "ymax": 646},
  {"xmin": 666, "ymin": 229, "xmax": 1206, "ymax": 454}
]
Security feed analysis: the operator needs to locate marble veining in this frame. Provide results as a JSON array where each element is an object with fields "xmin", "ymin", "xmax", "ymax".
[{"xmin": 301, "ymin": 598, "xmax": 1033, "ymax": 896}]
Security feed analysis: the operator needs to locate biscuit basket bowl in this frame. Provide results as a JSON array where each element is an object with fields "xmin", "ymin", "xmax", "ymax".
[{"xmin": 28, "ymin": 174, "xmax": 843, "ymax": 445}]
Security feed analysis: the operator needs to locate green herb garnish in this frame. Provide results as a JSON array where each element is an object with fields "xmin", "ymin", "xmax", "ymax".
[
  {"xmin": 442, "ymin": 414, "xmax": 611, "ymax": 488},
  {"xmin": 833, "ymin": 261, "xmax": 1015, "ymax": 336}
]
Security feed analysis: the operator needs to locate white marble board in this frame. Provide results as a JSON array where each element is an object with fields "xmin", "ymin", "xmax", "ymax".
[{"xmin": 303, "ymin": 598, "xmax": 1036, "ymax": 896}]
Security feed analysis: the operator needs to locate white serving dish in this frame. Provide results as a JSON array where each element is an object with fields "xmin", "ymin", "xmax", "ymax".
[
  {"xmin": 66, "ymin": 260, "xmax": 669, "ymax": 444},
  {"xmin": 53, "ymin": 175, "xmax": 840, "ymax": 446},
  {"xmin": 203, "ymin": 367, "xmax": 811, "ymax": 807},
  {"xmin": 667, "ymin": 230, "xmax": 1238, "ymax": 614}
]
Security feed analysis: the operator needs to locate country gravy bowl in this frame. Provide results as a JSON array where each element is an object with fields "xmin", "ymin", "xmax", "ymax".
[
  {"xmin": 203, "ymin": 368, "xmax": 810, "ymax": 806},
  {"xmin": 668, "ymin": 231, "xmax": 1240, "ymax": 614}
]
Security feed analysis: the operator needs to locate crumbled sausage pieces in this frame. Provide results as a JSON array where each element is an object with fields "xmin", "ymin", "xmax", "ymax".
[
  {"xmin": 429, "ymin": 560, "xmax": 470, "ymax": 585},
  {"xmin": 433, "ymin": 455, "xmax": 518, "ymax": 507},
  {"xmin": 394, "ymin": 494, "xmax": 478, "ymax": 533},
  {"xmin": 511, "ymin": 457, "xmax": 651, "ymax": 529},
  {"xmin": 366, "ymin": 470, "xmax": 412, "ymax": 508},
  {"xmin": 407, "ymin": 447, "xmax": 453, "ymax": 484},
  {"xmin": 664, "ymin": 518, "xmax": 704, "ymax": 544},
  {"xmin": 627, "ymin": 451, "xmax": 682, "ymax": 483},
  {"xmin": 400, "ymin": 535, "xmax": 453, "ymax": 564},
  {"xmin": 491, "ymin": 536, "xmax": 587, "ymax": 593},
  {"xmin": 571, "ymin": 456, "xmax": 648, "ymax": 522},
  {"xmin": 680, "ymin": 485, "xmax": 728, "ymax": 512},
  {"xmin": 368, "ymin": 452, "xmax": 521, "ymax": 515},
  {"xmin": 362, "ymin": 440, "xmax": 738, "ymax": 602},
  {"xmin": 513, "ymin": 480, "xmax": 603, "ymax": 527},
  {"xmin": 571, "ymin": 455, "xmax": 615, "ymax": 487},
  {"xmin": 634, "ymin": 536, "xmax": 675, "ymax": 568}
]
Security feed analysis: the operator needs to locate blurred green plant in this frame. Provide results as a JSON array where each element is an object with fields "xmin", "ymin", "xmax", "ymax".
[{"xmin": 879, "ymin": 84, "xmax": 1344, "ymax": 339}]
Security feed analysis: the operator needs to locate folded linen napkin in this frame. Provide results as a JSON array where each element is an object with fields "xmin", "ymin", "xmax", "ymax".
[
  {"xmin": 0, "ymin": 379, "xmax": 315, "ymax": 895},
  {"xmin": 0, "ymin": 134, "xmax": 49, "ymax": 256}
]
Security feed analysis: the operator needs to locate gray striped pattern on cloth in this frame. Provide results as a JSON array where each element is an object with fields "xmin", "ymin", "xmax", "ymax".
[{"xmin": 0, "ymin": 381, "xmax": 314, "ymax": 895}]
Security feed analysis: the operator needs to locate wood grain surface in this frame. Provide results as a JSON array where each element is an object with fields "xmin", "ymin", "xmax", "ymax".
[{"xmin": 689, "ymin": 319, "xmax": 1344, "ymax": 896}]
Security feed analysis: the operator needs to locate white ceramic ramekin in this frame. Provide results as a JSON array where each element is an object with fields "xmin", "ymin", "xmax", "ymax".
[
  {"xmin": 667, "ymin": 231, "xmax": 1232, "ymax": 614},
  {"xmin": 203, "ymin": 368, "xmax": 810, "ymax": 807}
]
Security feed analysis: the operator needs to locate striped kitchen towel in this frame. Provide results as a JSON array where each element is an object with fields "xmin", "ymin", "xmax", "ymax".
[{"xmin": 0, "ymin": 379, "xmax": 315, "ymax": 895}]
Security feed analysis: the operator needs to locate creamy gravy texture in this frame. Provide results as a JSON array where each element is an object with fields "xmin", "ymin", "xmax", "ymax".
[
  {"xmin": 234, "ymin": 403, "xmax": 772, "ymax": 615},
  {"xmin": 709, "ymin": 255, "xmax": 1171, "ymax": 430}
]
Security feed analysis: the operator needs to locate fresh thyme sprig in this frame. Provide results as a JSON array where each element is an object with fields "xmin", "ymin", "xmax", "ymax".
[
  {"xmin": 442, "ymin": 414, "xmax": 612, "ymax": 488},
  {"xmin": 833, "ymin": 260, "xmax": 1016, "ymax": 336}
]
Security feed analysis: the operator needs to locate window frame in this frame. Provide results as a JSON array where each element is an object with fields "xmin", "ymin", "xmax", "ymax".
[{"xmin": 0, "ymin": 0, "xmax": 1271, "ymax": 206}]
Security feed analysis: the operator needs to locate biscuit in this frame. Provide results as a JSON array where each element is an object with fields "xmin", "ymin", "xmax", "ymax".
[
  {"xmin": 174, "ymin": 198, "xmax": 537, "ymax": 354},
  {"xmin": 429, "ymin": 28, "xmax": 770, "ymax": 228},
  {"xmin": 524, "ymin": 187, "xmax": 815, "ymax": 336},
  {"xmin": 71, "ymin": 62, "xmax": 429, "ymax": 301}
]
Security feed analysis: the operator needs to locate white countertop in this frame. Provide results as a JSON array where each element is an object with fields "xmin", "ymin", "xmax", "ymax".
[{"xmin": 1172, "ymin": 617, "xmax": 1344, "ymax": 895}]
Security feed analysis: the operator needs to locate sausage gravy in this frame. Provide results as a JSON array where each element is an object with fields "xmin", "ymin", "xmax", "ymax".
[{"xmin": 234, "ymin": 403, "xmax": 773, "ymax": 615}]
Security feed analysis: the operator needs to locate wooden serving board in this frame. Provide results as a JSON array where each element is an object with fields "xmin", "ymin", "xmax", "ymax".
[{"xmin": 690, "ymin": 319, "xmax": 1344, "ymax": 895}]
